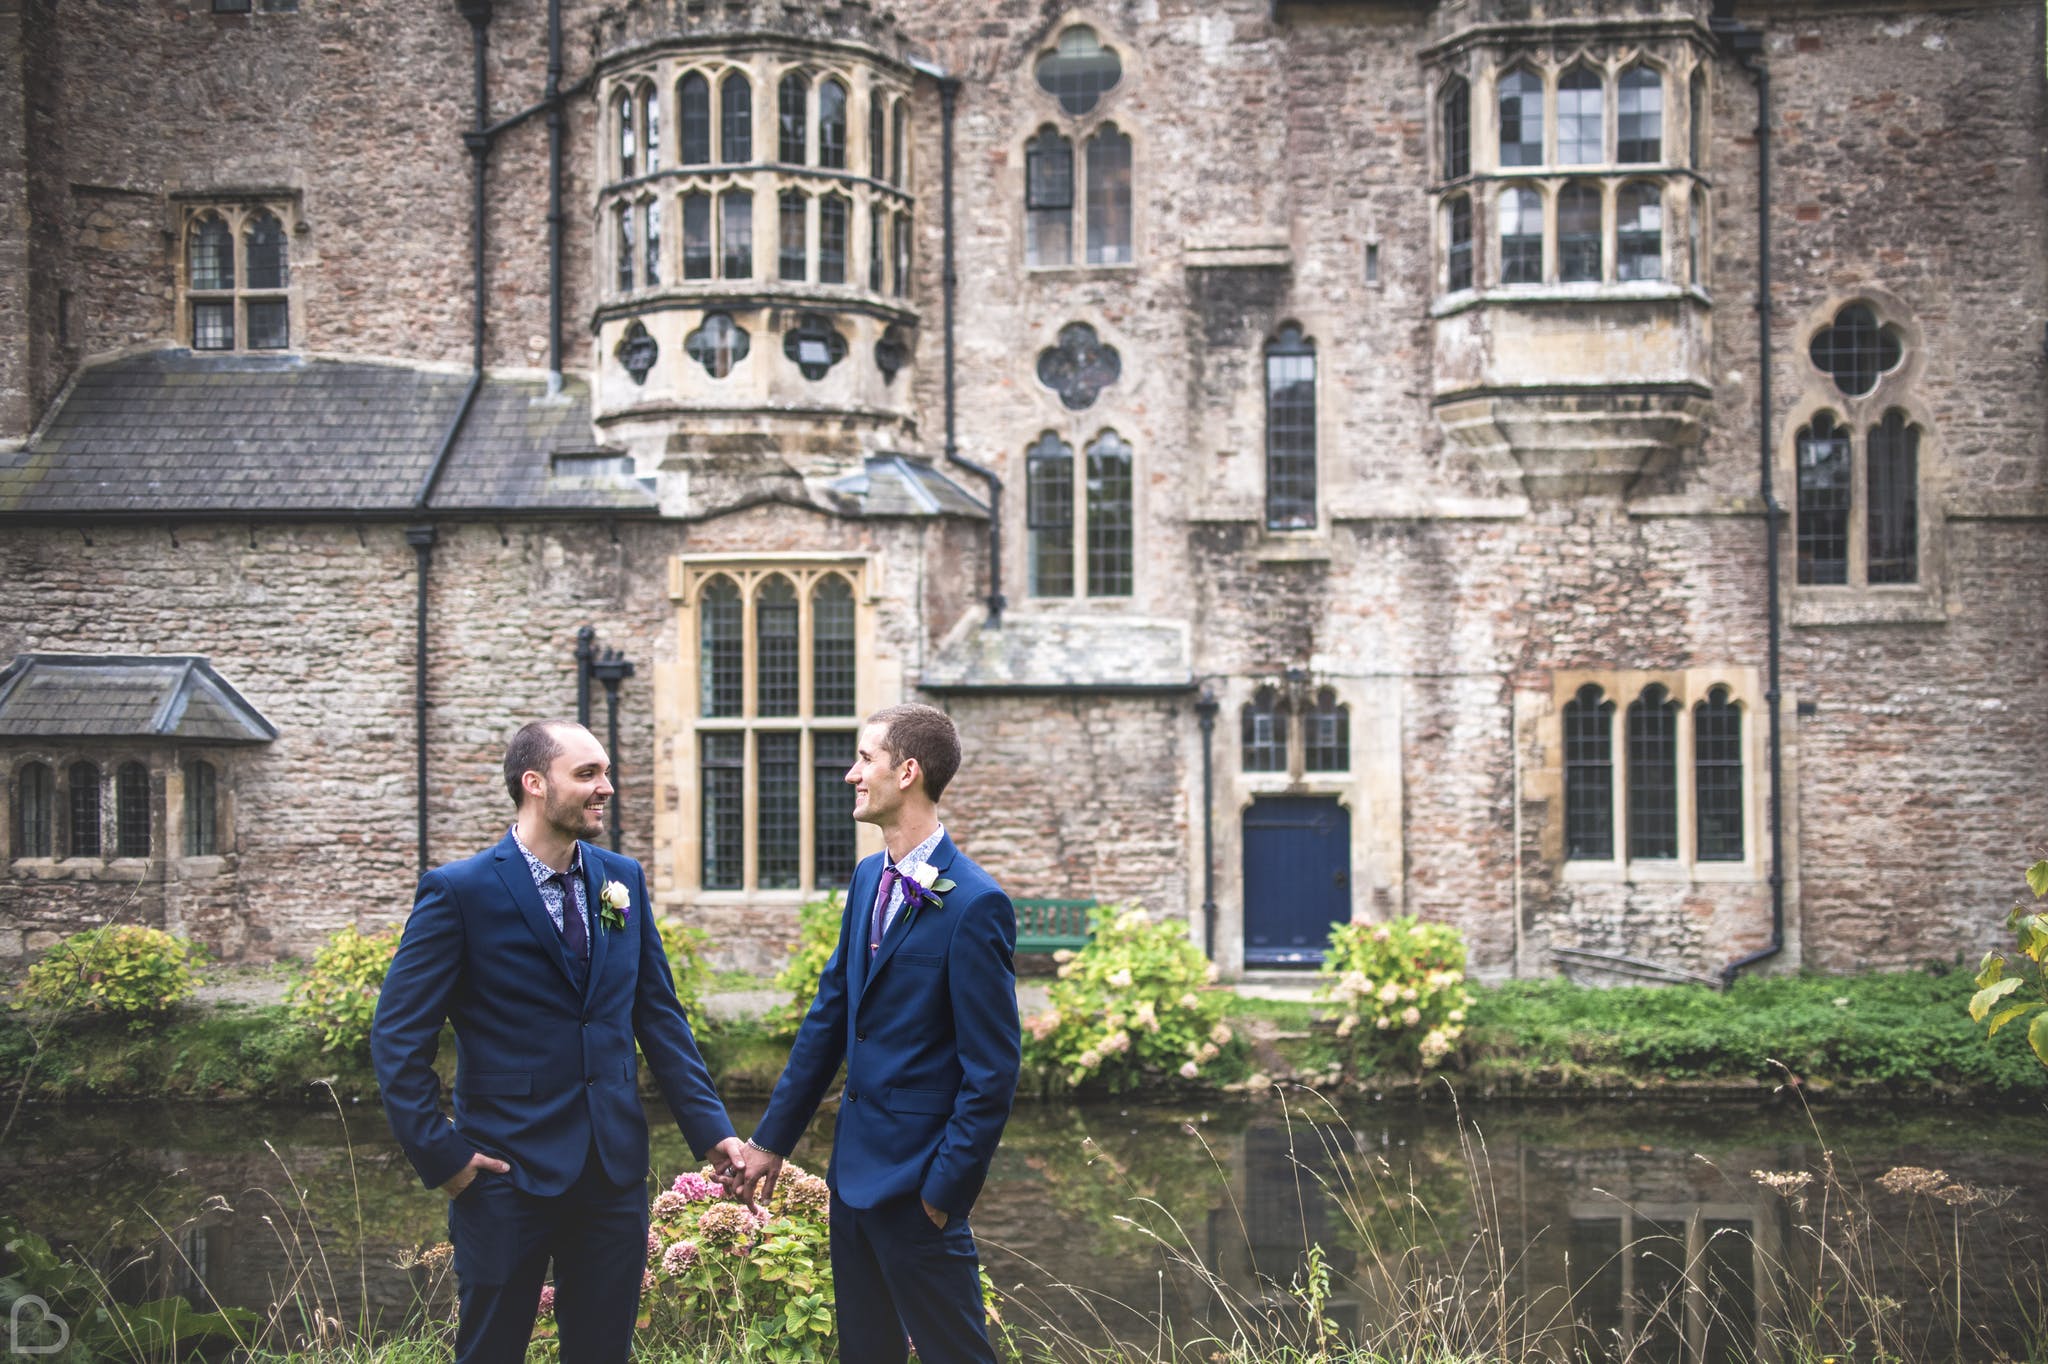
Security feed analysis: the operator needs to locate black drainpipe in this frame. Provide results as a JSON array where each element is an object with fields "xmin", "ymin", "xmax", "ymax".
[
  {"xmin": 1195, "ymin": 690, "xmax": 1219, "ymax": 960},
  {"xmin": 575, "ymin": 624, "xmax": 595, "ymax": 726},
  {"xmin": 545, "ymin": 0, "xmax": 565, "ymax": 385},
  {"xmin": 936, "ymin": 76, "xmax": 1005, "ymax": 627},
  {"xmin": 407, "ymin": 0, "xmax": 495, "ymax": 872},
  {"xmin": 1713, "ymin": 7, "xmax": 1784, "ymax": 986}
]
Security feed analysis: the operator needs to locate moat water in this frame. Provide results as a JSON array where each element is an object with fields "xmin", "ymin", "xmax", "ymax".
[{"xmin": 6, "ymin": 1093, "xmax": 2046, "ymax": 1361}]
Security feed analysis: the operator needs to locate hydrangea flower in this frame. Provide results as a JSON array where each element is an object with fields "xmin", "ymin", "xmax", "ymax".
[
  {"xmin": 651, "ymin": 1190, "xmax": 689, "ymax": 1220},
  {"xmin": 660, "ymin": 1240, "xmax": 700, "ymax": 1276},
  {"xmin": 1208, "ymin": 1023, "xmax": 1232, "ymax": 1046},
  {"xmin": 672, "ymin": 1170, "xmax": 724, "ymax": 1202},
  {"xmin": 1401, "ymin": 1005, "xmax": 1422, "ymax": 1028},
  {"xmin": 696, "ymin": 1201, "xmax": 757, "ymax": 1247},
  {"xmin": 646, "ymin": 1228, "xmax": 661, "ymax": 1262},
  {"xmin": 1179, "ymin": 1061, "xmax": 1199, "ymax": 1079},
  {"xmin": 536, "ymin": 1285, "xmax": 556, "ymax": 1317}
]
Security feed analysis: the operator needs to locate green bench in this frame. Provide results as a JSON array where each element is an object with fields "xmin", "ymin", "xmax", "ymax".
[{"xmin": 1014, "ymin": 898, "xmax": 1096, "ymax": 955}]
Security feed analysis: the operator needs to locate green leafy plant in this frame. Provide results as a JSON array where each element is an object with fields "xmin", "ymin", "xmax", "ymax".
[
  {"xmin": 657, "ymin": 916, "xmax": 714, "ymax": 1025},
  {"xmin": 1022, "ymin": 904, "xmax": 1231, "ymax": 1092},
  {"xmin": 765, "ymin": 893, "xmax": 842, "ymax": 1040},
  {"xmin": 14, "ymin": 925, "xmax": 202, "ymax": 1027},
  {"xmin": 286, "ymin": 925, "xmax": 401, "ymax": 1055},
  {"xmin": 1968, "ymin": 859, "xmax": 2048, "ymax": 1068},
  {"xmin": 0, "ymin": 1217, "xmax": 255, "ymax": 1362},
  {"xmin": 1317, "ymin": 916, "xmax": 1472, "ymax": 1073}
]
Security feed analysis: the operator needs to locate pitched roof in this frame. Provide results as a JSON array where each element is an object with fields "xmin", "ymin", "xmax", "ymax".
[
  {"xmin": 828, "ymin": 456, "xmax": 988, "ymax": 519},
  {"xmin": 0, "ymin": 350, "xmax": 654, "ymax": 516},
  {"xmin": 0, "ymin": 654, "xmax": 278, "ymax": 742}
]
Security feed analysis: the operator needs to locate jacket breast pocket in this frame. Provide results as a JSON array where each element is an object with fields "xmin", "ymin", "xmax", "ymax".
[
  {"xmin": 884, "ymin": 1086, "xmax": 955, "ymax": 1115},
  {"xmin": 463, "ymin": 1071, "xmax": 532, "ymax": 1096},
  {"xmin": 896, "ymin": 952, "xmax": 942, "ymax": 968}
]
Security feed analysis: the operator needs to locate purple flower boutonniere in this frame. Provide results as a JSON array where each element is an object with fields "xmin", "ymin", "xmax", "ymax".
[
  {"xmin": 598, "ymin": 879, "xmax": 631, "ymax": 932},
  {"xmin": 900, "ymin": 862, "xmax": 957, "ymax": 913}
]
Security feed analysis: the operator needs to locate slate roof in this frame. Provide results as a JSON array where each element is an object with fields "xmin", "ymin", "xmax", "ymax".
[
  {"xmin": 920, "ymin": 613, "xmax": 1193, "ymax": 692},
  {"xmin": 0, "ymin": 350, "xmax": 653, "ymax": 516},
  {"xmin": 828, "ymin": 456, "xmax": 988, "ymax": 519},
  {"xmin": 0, "ymin": 654, "xmax": 278, "ymax": 742}
]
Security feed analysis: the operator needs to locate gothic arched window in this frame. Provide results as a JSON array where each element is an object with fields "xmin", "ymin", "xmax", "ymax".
[{"xmin": 1563, "ymin": 685, "xmax": 1613, "ymax": 860}]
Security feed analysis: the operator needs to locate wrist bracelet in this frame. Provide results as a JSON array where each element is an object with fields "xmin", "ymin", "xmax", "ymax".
[{"xmin": 745, "ymin": 1137, "xmax": 781, "ymax": 1157}]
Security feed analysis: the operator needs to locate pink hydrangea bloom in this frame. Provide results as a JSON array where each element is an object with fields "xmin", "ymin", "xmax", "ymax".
[
  {"xmin": 650, "ymin": 1190, "xmax": 689, "ymax": 1220},
  {"xmin": 660, "ymin": 1240, "xmax": 700, "ymax": 1276},
  {"xmin": 536, "ymin": 1285, "xmax": 556, "ymax": 1317},
  {"xmin": 672, "ymin": 1170, "xmax": 723, "ymax": 1203},
  {"xmin": 646, "ymin": 1228, "xmax": 661, "ymax": 1262}
]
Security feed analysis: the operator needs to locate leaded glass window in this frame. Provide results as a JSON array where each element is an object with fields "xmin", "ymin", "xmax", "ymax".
[
  {"xmin": 893, "ymin": 211, "xmax": 911, "ymax": 296},
  {"xmin": 813, "ymin": 729, "xmax": 858, "ymax": 889},
  {"xmin": 1084, "ymin": 125, "xmax": 1132, "ymax": 265},
  {"xmin": 891, "ymin": 101, "xmax": 906, "ymax": 185},
  {"xmin": 1025, "ymin": 127, "xmax": 1074, "ymax": 267},
  {"xmin": 1558, "ymin": 65, "xmax": 1603, "ymax": 165},
  {"xmin": 245, "ymin": 211, "xmax": 287, "ymax": 289},
  {"xmin": 1867, "ymin": 410, "xmax": 1919, "ymax": 585},
  {"xmin": 1036, "ymin": 26, "xmax": 1121, "ymax": 116},
  {"xmin": 115, "ymin": 761, "xmax": 150, "ymax": 858},
  {"xmin": 700, "ymin": 733, "xmax": 743, "ymax": 889},
  {"xmin": 1447, "ymin": 194, "xmax": 1473, "ymax": 292},
  {"xmin": 869, "ymin": 203, "xmax": 887, "ymax": 290},
  {"xmin": 1626, "ymin": 685, "xmax": 1680, "ymax": 860},
  {"xmin": 813, "ymin": 575, "xmax": 856, "ymax": 715},
  {"xmin": 1809, "ymin": 304, "xmax": 1902, "ymax": 397},
  {"xmin": 720, "ymin": 72, "xmax": 752, "ymax": 163},
  {"xmin": 757, "ymin": 732, "xmax": 802, "ymax": 889},
  {"xmin": 1688, "ymin": 188, "xmax": 1705, "ymax": 286},
  {"xmin": 1617, "ymin": 182, "xmax": 1662, "ymax": 282},
  {"xmin": 247, "ymin": 299, "xmax": 287, "ymax": 350},
  {"xmin": 818, "ymin": 78, "xmax": 847, "ymax": 170},
  {"xmin": 1618, "ymin": 65, "xmax": 1662, "ymax": 164},
  {"xmin": 1559, "ymin": 182, "xmax": 1602, "ymax": 282},
  {"xmin": 1306, "ymin": 689, "xmax": 1349, "ymax": 773},
  {"xmin": 1242, "ymin": 689, "xmax": 1288, "ymax": 773},
  {"xmin": 1797, "ymin": 413, "xmax": 1851, "ymax": 586},
  {"xmin": 683, "ymin": 192, "xmax": 713, "ymax": 279},
  {"xmin": 1694, "ymin": 688, "xmax": 1743, "ymax": 861},
  {"xmin": 1500, "ymin": 186, "xmax": 1543, "ymax": 284},
  {"xmin": 1563, "ymin": 685, "xmax": 1613, "ymax": 860},
  {"xmin": 615, "ymin": 202, "xmax": 635, "ymax": 293},
  {"xmin": 643, "ymin": 86, "xmax": 661, "ymax": 170},
  {"xmin": 68, "ymin": 761, "xmax": 101, "ymax": 859},
  {"xmin": 721, "ymin": 190, "xmax": 753, "ymax": 278},
  {"xmin": 1688, "ymin": 68, "xmax": 1706, "ymax": 167},
  {"xmin": 685, "ymin": 312, "xmax": 750, "ymax": 379},
  {"xmin": 779, "ymin": 191, "xmax": 807, "ymax": 281},
  {"xmin": 642, "ymin": 199, "xmax": 662, "ymax": 286},
  {"xmin": 1026, "ymin": 433, "xmax": 1074, "ymax": 597},
  {"xmin": 192, "ymin": 302, "xmax": 234, "ymax": 351},
  {"xmin": 680, "ymin": 72, "xmax": 711, "ymax": 165},
  {"xmin": 869, "ymin": 97, "xmax": 886, "ymax": 180},
  {"xmin": 1498, "ymin": 67, "xmax": 1543, "ymax": 167},
  {"xmin": 779, "ymin": 71, "xmax": 808, "ymax": 164},
  {"xmin": 190, "ymin": 215, "xmax": 234, "ymax": 291},
  {"xmin": 756, "ymin": 576, "xmax": 800, "ymax": 717},
  {"xmin": 1085, "ymin": 430, "xmax": 1133, "ymax": 597},
  {"xmin": 616, "ymin": 89, "xmax": 637, "ymax": 179},
  {"xmin": 1440, "ymin": 76, "xmax": 1470, "ymax": 180},
  {"xmin": 1265, "ymin": 326, "xmax": 1316, "ymax": 531},
  {"xmin": 819, "ymin": 194, "xmax": 848, "ymax": 285},
  {"xmin": 699, "ymin": 576, "xmax": 743, "ymax": 716},
  {"xmin": 15, "ymin": 762, "xmax": 52, "ymax": 859},
  {"xmin": 185, "ymin": 760, "xmax": 218, "ymax": 857}
]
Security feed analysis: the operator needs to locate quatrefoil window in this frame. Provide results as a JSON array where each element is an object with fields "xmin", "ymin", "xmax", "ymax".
[
  {"xmin": 1809, "ymin": 303, "xmax": 1903, "ymax": 397},
  {"xmin": 685, "ymin": 312, "xmax": 750, "ymax": 379},
  {"xmin": 1035, "ymin": 322, "xmax": 1121, "ymax": 410},
  {"xmin": 782, "ymin": 313, "xmax": 847, "ymax": 380},
  {"xmin": 615, "ymin": 320, "xmax": 659, "ymax": 385},
  {"xmin": 1035, "ymin": 27, "xmax": 1122, "ymax": 117},
  {"xmin": 874, "ymin": 324, "xmax": 910, "ymax": 384}
]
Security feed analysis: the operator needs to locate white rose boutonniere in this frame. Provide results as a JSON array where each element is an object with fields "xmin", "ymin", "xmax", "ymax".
[
  {"xmin": 598, "ymin": 879, "xmax": 631, "ymax": 932},
  {"xmin": 900, "ymin": 861, "xmax": 956, "ymax": 912}
]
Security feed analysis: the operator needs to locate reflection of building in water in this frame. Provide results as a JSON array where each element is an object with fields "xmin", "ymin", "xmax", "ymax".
[
  {"xmin": 1201, "ymin": 1122, "xmax": 1365, "ymax": 1343},
  {"xmin": 1566, "ymin": 1202, "xmax": 1781, "ymax": 1364}
]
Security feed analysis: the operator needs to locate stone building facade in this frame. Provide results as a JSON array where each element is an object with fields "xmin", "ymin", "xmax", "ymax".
[{"xmin": 0, "ymin": 0, "xmax": 2042, "ymax": 981}]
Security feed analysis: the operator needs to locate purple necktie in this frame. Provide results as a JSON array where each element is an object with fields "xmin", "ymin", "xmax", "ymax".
[
  {"xmin": 553, "ymin": 873, "xmax": 588, "ymax": 962},
  {"xmin": 869, "ymin": 865, "xmax": 901, "ymax": 958}
]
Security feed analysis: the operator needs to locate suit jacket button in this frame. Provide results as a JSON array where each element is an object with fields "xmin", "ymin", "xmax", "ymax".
[
  {"xmin": 847, "ymin": 1089, "xmax": 858, "ymax": 1102},
  {"xmin": 856, "ymin": 1031, "xmax": 867, "ymax": 1042},
  {"xmin": 586, "ymin": 1077, "xmax": 595, "ymax": 1086}
]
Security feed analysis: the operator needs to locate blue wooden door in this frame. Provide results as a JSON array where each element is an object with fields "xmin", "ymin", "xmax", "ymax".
[{"xmin": 1242, "ymin": 796, "xmax": 1351, "ymax": 966}]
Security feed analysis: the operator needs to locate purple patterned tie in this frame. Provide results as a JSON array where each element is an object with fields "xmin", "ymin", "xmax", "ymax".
[
  {"xmin": 553, "ymin": 874, "xmax": 588, "ymax": 962},
  {"xmin": 869, "ymin": 865, "xmax": 901, "ymax": 959}
]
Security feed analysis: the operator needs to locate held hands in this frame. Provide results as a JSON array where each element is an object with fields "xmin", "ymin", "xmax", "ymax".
[
  {"xmin": 720, "ymin": 1141, "xmax": 785, "ymax": 1210},
  {"xmin": 709, "ymin": 1136, "xmax": 753, "ymax": 1206},
  {"xmin": 440, "ymin": 1150, "xmax": 512, "ymax": 1199}
]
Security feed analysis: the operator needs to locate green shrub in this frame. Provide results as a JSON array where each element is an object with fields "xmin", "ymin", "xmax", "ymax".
[
  {"xmin": 1023, "ymin": 904, "xmax": 1231, "ymax": 1092},
  {"xmin": 286, "ymin": 924, "xmax": 400, "ymax": 1054},
  {"xmin": 14, "ymin": 924, "xmax": 203, "ymax": 1026},
  {"xmin": 1317, "ymin": 915, "xmax": 1472, "ymax": 1072},
  {"xmin": 1967, "ymin": 859, "xmax": 2048, "ymax": 1070},
  {"xmin": 658, "ymin": 915, "xmax": 714, "ymax": 1024},
  {"xmin": 765, "ymin": 893, "xmax": 842, "ymax": 1040}
]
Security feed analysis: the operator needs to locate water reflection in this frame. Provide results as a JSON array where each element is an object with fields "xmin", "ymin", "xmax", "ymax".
[{"xmin": 4, "ymin": 1097, "xmax": 2044, "ymax": 1360}]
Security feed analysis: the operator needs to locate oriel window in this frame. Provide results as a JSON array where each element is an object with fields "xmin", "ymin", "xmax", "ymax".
[
  {"xmin": 1440, "ymin": 76, "xmax": 1470, "ymax": 180},
  {"xmin": 1498, "ymin": 67, "xmax": 1543, "ymax": 167},
  {"xmin": 680, "ymin": 73, "xmax": 711, "ymax": 165},
  {"xmin": 720, "ymin": 73, "xmax": 753, "ymax": 163},
  {"xmin": 817, "ymin": 78, "xmax": 847, "ymax": 170},
  {"xmin": 779, "ymin": 191, "xmax": 808, "ymax": 281},
  {"xmin": 1618, "ymin": 65, "xmax": 1662, "ymax": 164},
  {"xmin": 819, "ymin": 194, "xmax": 848, "ymax": 285},
  {"xmin": 1557, "ymin": 65, "xmax": 1604, "ymax": 165},
  {"xmin": 1559, "ymin": 182, "xmax": 1602, "ymax": 283},
  {"xmin": 778, "ymin": 72, "xmax": 808, "ymax": 164}
]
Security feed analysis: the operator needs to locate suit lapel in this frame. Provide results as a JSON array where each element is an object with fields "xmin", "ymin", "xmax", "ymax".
[
  {"xmin": 846, "ymin": 855, "xmax": 881, "ymax": 1008},
  {"xmin": 492, "ymin": 833, "xmax": 580, "ymax": 995},
  {"xmin": 580, "ymin": 843, "xmax": 611, "ymax": 1004},
  {"xmin": 860, "ymin": 832, "xmax": 956, "ymax": 1009}
]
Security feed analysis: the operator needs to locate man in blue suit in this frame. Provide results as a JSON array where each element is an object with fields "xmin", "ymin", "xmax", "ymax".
[
  {"xmin": 731, "ymin": 703, "xmax": 1020, "ymax": 1364},
  {"xmin": 371, "ymin": 719, "xmax": 747, "ymax": 1364}
]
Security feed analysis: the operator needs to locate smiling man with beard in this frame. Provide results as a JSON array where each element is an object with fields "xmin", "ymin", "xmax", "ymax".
[{"xmin": 371, "ymin": 719, "xmax": 748, "ymax": 1364}]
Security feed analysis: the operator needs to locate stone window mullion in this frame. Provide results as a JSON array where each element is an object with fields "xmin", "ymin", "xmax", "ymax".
[
  {"xmin": 1609, "ymin": 698, "xmax": 1629, "ymax": 869},
  {"xmin": 1848, "ymin": 425, "xmax": 1870, "ymax": 586},
  {"xmin": 1602, "ymin": 178, "xmax": 1618, "ymax": 285},
  {"xmin": 1673, "ymin": 691, "xmax": 1697, "ymax": 863},
  {"xmin": 1541, "ymin": 180, "xmax": 1559, "ymax": 284},
  {"xmin": 741, "ymin": 573, "xmax": 760, "ymax": 891}
]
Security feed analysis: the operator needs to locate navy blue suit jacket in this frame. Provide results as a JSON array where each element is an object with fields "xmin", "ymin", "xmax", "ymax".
[
  {"xmin": 753, "ymin": 832, "xmax": 1021, "ymax": 1219},
  {"xmin": 371, "ymin": 830, "xmax": 734, "ymax": 1195}
]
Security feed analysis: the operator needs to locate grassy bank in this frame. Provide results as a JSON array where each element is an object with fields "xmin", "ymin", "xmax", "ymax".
[{"xmin": 3, "ymin": 967, "xmax": 2041, "ymax": 1105}]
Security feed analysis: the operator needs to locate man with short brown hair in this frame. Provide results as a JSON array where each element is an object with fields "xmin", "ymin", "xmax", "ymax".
[
  {"xmin": 732, "ymin": 702, "xmax": 1020, "ymax": 1364},
  {"xmin": 372, "ymin": 719, "xmax": 747, "ymax": 1364}
]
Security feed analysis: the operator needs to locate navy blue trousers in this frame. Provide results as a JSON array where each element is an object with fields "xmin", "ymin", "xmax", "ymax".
[
  {"xmin": 447, "ymin": 1148, "xmax": 648, "ymax": 1364},
  {"xmin": 829, "ymin": 1191, "xmax": 996, "ymax": 1364}
]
